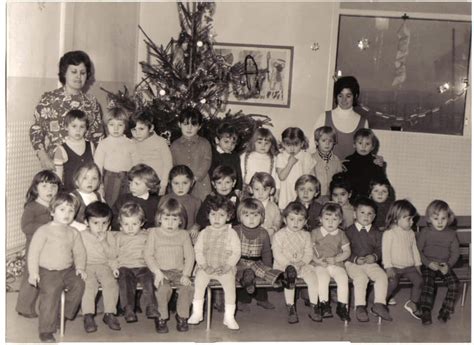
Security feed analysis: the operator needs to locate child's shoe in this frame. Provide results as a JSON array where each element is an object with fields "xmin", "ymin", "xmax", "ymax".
[
  {"xmin": 124, "ymin": 306, "xmax": 138, "ymax": 323},
  {"xmin": 256, "ymin": 300, "xmax": 275, "ymax": 310},
  {"xmin": 283, "ymin": 265, "xmax": 297, "ymax": 289},
  {"xmin": 146, "ymin": 304, "xmax": 160, "ymax": 319},
  {"xmin": 388, "ymin": 297, "xmax": 397, "ymax": 305},
  {"xmin": 17, "ymin": 311, "xmax": 38, "ymax": 318},
  {"xmin": 371, "ymin": 303, "xmax": 393, "ymax": 321},
  {"xmin": 403, "ymin": 300, "xmax": 421, "ymax": 320},
  {"xmin": 287, "ymin": 304, "xmax": 299, "ymax": 324},
  {"xmin": 438, "ymin": 309, "xmax": 451, "ymax": 323},
  {"xmin": 83, "ymin": 314, "xmax": 97, "ymax": 333},
  {"xmin": 240, "ymin": 269, "xmax": 256, "ymax": 294},
  {"xmin": 39, "ymin": 332, "xmax": 56, "ymax": 343},
  {"xmin": 421, "ymin": 309, "xmax": 432, "ymax": 325},
  {"xmin": 355, "ymin": 305, "xmax": 369, "ymax": 322},
  {"xmin": 336, "ymin": 302, "xmax": 351, "ymax": 322},
  {"xmin": 176, "ymin": 314, "xmax": 189, "ymax": 332},
  {"xmin": 308, "ymin": 303, "xmax": 322, "ymax": 322},
  {"xmin": 103, "ymin": 313, "xmax": 121, "ymax": 331},
  {"xmin": 154, "ymin": 318, "xmax": 169, "ymax": 333},
  {"xmin": 188, "ymin": 300, "xmax": 204, "ymax": 325},
  {"xmin": 223, "ymin": 304, "xmax": 239, "ymax": 330},
  {"xmin": 321, "ymin": 301, "xmax": 333, "ymax": 318}
]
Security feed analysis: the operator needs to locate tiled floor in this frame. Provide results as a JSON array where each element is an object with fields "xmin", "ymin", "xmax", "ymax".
[{"xmin": 6, "ymin": 286, "xmax": 471, "ymax": 343}]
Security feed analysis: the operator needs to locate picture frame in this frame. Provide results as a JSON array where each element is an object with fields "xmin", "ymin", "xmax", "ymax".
[{"xmin": 214, "ymin": 42, "xmax": 294, "ymax": 108}]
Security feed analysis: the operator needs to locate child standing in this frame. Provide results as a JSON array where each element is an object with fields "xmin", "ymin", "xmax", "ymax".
[
  {"xmin": 27, "ymin": 193, "xmax": 86, "ymax": 342},
  {"xmin": 330, "ymin": 172, "xmax": 354, "ymax": 228},
  {"xmin": 188, "ymin": 195, "xmax": 241, "ymax": 330},
  {"xmin": 295, "ymin": 175, "xmax": 323, "ymax": 230},
  {"xmin": 248, "ymin": 172, "xmax": 281, "ymax": 238},
  {"xmin": 276, "ymin": 127, "xmax": 316, "ymax": 210},
  {"xmin": 16, "ymin": 171, "xmax": 61, "ymax": 319},
  {"xmin": 53, "ymin": 109, "xmax": 95, "ymax": 192},
  {"xmin": 113, "ymin": 164, "xmax": 160, "ymax": 230},
  {"xmin": 211, "ymin": 123, "xmax": 243, "ymax": 193},
  {"xmin": 111, "ymin": 202, "xmax": 159, "ymax": 322},
  {"xmin": 158, "ymin": 165, "xmax": 202, "ymax": 242},
  {"xmin": 234, "ymin": 198, "xmax": 286, "ymax": 312},
  {"xmin": 272, "ymin": 202, "xmax": 320, "ymax": 324},
  {"xmin": 94, "ymin": 108, "xmax": 139, "ymax": 206},
  {"xmin": 145, "ymin": 198, "xmax": 195, "ymax": 333},
  {"xmin": 344, "ymin": 197, "xmax": 391, "ymax": 322},
  {"xmin": 240, "ymin": 127, "xmax": 280, "ymax": 198},
  {"xmin": 81, "ymin": 201, "xmax": 121, "ymax": 333},
  {"xmin": 417, "ymin": 200, "xmax": 460, "ymax": 325},
  {"xmin": 130, "ymin": 110, "xmax": 172, "ymax": 196},
  {"xmin": 312, "ymin": 126, "xmax": 343, "ymax": 204},
  {"xmin": 343, "ymin": 128, "xmax": 387, "ymax": 200},
  {"xmin": 382, "ymin": 199, "xmax": 423, "ymax": 320},
  {"xmin": 369, "ymin": 177, "xmax": 396, "ymax": 230},
  {"xmin": 171, "ymin": 107, "xmax": 212, "ymax": 202},
  {"xmin": 311, "ymin": 203, "xmax": 351, "ymax": 322}
]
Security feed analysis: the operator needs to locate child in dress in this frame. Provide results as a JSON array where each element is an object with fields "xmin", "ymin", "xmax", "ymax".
[
  {"xmin": 16, "ymin": 170, "xmax": 61, "ymax": 319},
  {"xmin": 53, "ymin": 109, "xmax": 95, "ymax": 192},
  {"xmin": 272, "ymin": 201, "xmax": 320, "ymax": 324},
  {"xmin": 27, "ymin": 193, "xmax": 86, "ymax": 342},
  {"xmin": 311, "ymin": 202, "xmax": 351, "ymax": 322},
  {"xmin": 111, "ymin": 202, "xmax": 159, "ymax": 323},
  {"xmin": 295, "ymin": 175, "xmax": 323, "ymax": 231},
  {"xmin": 158, "ymin": 165, "xmax": 202, "ymax": 242},
  {"xmin": 382, "ymin": 199, "xmax": 423, "ymax": 320},
  {"xmin": 234, "ymin": 198, "xmax": 286, "ymax": 312},
  {"xmin": 312, "ymin": 126, "xmax": 343, "ymax": 204},
  {"xmin": 417, "ymin": 200, "xmax": 460, "ymax": 325},
  {"xmin": 70, "ymin": 162, "xmax": 103, "ymax": 231},
  {"xmin": 210, "ymin": 123, "xmax": 243, "ymax": 193},
  {"xmin": 330, "ymin": 172, "xmax": 354, "ymax": 228},
  {"xmin": 188, "ymin": 195, "xmax": 241, "ymax": 330},
  {"xmin": 81, "ymin": 201, "xmax": 121, "ymax": 333},
  {"xmin": 113, "ymin": 164, "xmax": 160, "ymax": 230},
  {"xmin": 343, "ymin": 128, "xmax": 387, "ymax": 201},
  {"xmin": 94, "ymin": 108, "xmax": 139, "ymax": 206},
  {"xmin": 130, "ymin": 110, "xmax": 172, "ymax": 196},
  {"xmin": 276, "ymin": 127, "xmax": 316, "ymax": 210},
  {"xmin": 240, "ymin": 127, "xmax": 279, "ymax": 198},
  {"xmin": 171, "ymin": 107, "xmax": 212, "ymax": 202},
  {"xmin": 248, "ymin": 172, "xmax": 281, "ymax": 238},
  {"xmin": 344, "ymin": 197, "xmax": 391, "ymax": 322},
  {"xmin": 369, "ymin": 177, "xmax": 396, "ymax": 230},
  {"xmin": 145, "ymin": 198, "xmax": 195, "ymax": 333}
]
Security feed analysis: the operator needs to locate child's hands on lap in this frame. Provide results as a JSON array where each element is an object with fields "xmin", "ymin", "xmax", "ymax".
[
  {"xmin": 428, "ymin": 262, "xmax": 440, "ymax": 271},
  {"xmin": 180, "ymin": 275, "xmax": 192, "ymax": 286},
  {"xmin": 325, "ymin": 257, "xmax": 336, "ymax": 265},
  {"xmin": 356, "ymin": 257, "xmax": 366, "ymax": 265},
  {"xmin": 154, "ymin": 272, "xmax": 165, "ymax": 287},
  {"xmin": 439, "ymin": 262, "xmax": 449, "ymax": 275},
  {"xmin": 76, "ymin": 269, "xmax": 87, "ymax": 281},
  {"xmin": 28, "ymin": 273, "xmax": 40, "ymax": 287},
  {"xmin": 365, "ymin": 254, "xmax": 376, "ymax": 264},
  {"xmin": 415, "ymin": 265, "xmax": 422, "ymax": 275},
  {"xmin": 385, "ymin": 267, "xmax": 396, "ymax": 279},
  {"xmin": 314, "ymin": 257, "xmax": 328, "ymax": 267}
]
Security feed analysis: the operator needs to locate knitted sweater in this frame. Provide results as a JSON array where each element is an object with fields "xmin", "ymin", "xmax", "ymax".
[
  {"xmin": 234, "ymin": 224, "xmax": 272, "ymax": 266},
  {"xmin": 158, "ymin": 193, "xmax": 201, "ymax": 230},
  {"xmin": 272, "ymin": 227, "xmax": 313, "ymax": 271},
  {"xmin": 80, "ymin": 230, "xmax": 116, "ymax": 267},
  {"xmin": 417, "ymin": 226, "xmax": 460, "ymax": 268},
  {"xmin": 94, "ymin": 135, "xmax": 138, "ymax": 173},
  {"xmin": 21, "ymin": 201, "xmax": 51, "ymax": 243},
  {"xmin": 345, "ymin": 223, "xmax": 383, "ymax": 263},
  {"xmin": 111, "ymin": 230, "xmax": 149, "ymax": 269},
  {"xmin": 382, "ymin": 226, "xmax": 421, "ymax": 269},
  {"xmin": 113, "ymin": 193, "xmax": 160, "ymax": 230}
]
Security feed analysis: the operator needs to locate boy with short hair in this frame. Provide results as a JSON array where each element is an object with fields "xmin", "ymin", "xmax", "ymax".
[
  {"xmin": 130, "ymin": 110, "xmax": 172, "ymax": 196},
  {"xmin": 344, "ymin": 197, "xmax": 392, "ymax": 322},
  {"xmin": 81, "ymin": 201, "xmax": 120, "ymax": 333}
]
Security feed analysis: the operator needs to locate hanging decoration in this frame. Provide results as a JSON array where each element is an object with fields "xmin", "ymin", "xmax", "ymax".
[
  {"xmin": 357, "ymin": 38, "xmax": 370, "ymax": 50},
  {"xmin": 392, "ymin": 14, "xmax": 411, "ymax": 87},
  {"xmin": 102, "ymin": 1, "xmax": 271, "ymax": 147}
]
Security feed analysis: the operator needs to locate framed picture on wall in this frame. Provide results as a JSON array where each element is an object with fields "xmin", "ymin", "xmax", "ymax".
[
  {"xmin": 336, "ymin": 14, "xmax": 471, "ymax": 135},
  {"xmin": 214, "ymin": 42, "xmax": 294, "ymax": 108}
]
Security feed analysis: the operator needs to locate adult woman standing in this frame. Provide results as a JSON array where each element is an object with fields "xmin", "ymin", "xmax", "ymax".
[
  {"xmin": 312, "ymin": 76, "xmax": 368, "ymax": 160},
  {"xmin": 30, "ymin": 50, "xmax": 104, "ymax": 169}
]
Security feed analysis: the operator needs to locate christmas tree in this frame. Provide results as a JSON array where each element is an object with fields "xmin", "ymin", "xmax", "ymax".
[{"xmin": 103, "ymin": 1, "xmax": 271, "ymax": 150}]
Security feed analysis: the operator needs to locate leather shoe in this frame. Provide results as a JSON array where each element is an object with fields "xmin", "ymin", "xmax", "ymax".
[
  {"xmin": 124, "ymin": 307, "xmax": 138, "ymax": 323},
  {"xmin": 176, "ymin": 314, "xmax": 189, "ymax": 332},
  {"xmin": 39, "ymin": 332, "xmax": 56, "ymax": 343},
  {"xmin": 83, "ymin": 314, "xmax": 97, "ymax": 333},
  {"xmin": 154, "ymin": 318, "xmax": 169, "ymax": 333},
  {"xmin": 146, "ymin": 305, "xmax": 160, "ymax": 319},
  {"xmin": 18, "ymin": 311, "xmax": 38, "ymax": 318},
  {"xmin": 103, "ymin": 313, "xmax": 121, "ymax": 331}
]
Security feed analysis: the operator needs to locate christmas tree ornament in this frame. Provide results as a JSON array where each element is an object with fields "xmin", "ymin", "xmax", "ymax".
[
  {"xmin": 197, "ymin": 40, "xmax": 204, "ymax": 47},
  {"xmin": 310, "ymin": 42, "xmax": 320, "ymax": 51},
  {"xmin": 357, "ymin": 38, "xmax": 370, "ymax": 50},
  {"xmin": 392, "ymin": 16, "xmax": 410, "ymax": 87},
  {"xmin": 159, "ymin": 89, "xmax": 167, "ymax": 96}
]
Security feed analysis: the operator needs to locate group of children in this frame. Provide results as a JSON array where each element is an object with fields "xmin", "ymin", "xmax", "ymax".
[{"xmin": 17, "ymin": 105, "xmax": 461, "ymax": 342}]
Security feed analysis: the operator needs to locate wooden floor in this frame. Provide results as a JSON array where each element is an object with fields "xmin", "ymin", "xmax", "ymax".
[{"xmin": 5, "ymin": 286, "xmax": 471, "ymax": 343}]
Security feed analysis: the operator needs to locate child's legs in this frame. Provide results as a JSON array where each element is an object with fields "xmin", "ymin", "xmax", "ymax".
[
  {"xmin": 82, "ymin": 267, "xmax": 100, "ymax": 314},
  {"xmin": 37, "ymin": 268, "xmax": 65, "ymax": 334},
  {"xmin": 156, "ymin": 281, "xmax": 173, "ymax": 319},
  {"xmin": 420, "ymin": 266, "xmax": 437, "ymax": 311},
  {"xmin": 364, "ymin": 263, "xmax": 388, "ymax": 304},
  {"xmin": 96, "ymin": 265, "xmax": 119, "ymax": 314},
  {"xmin": 254, "ymin": 261, "xmax": 281, "ymax": 285},
  {"xmin": 135, "ymin": 267, "xmax": 157, "ymax": 307},
  {"xmin": 345, "ymin": 262, "xmax": 369, "ymax": 306},
  {"xmin": 118, "ymin": 267, "xmax": 137, "ymax": 309},
  {"xmin": 386, "ymin": 268, "xmax": 401, "ymax": 301},
  {"xmin": 16, "ymin": 242, "xmax": 40, "ymax": 315},
  {"xmin": 216, "ymin": 272, "xmax": 236, "ymax": 305},
  {"xmin": 63, "ymin": 267, "xmax": 85, "ymax": 319},
  {"xmin": 314, "ymin": 266, "xmax": 331, "ymax": 302},
  {"xmin": 176, "ymin": 285, "xmax": 194, "ymax": 318},
  {"xmin": 103, "ymin": 170, "xmax": 127, "ymax": 206},
  {"xmin": 255, "ymin": 289, "xmax": 269, "ymax": 302},
  {"xmin": 328, "ymin": 265, "xmax": 349, "ymax": 304},
  {"xmin": 441, "ymin": 269, "xmax": 460, "ymax": 313},
  {"xmin": 300, "ymin": 265, "xmax": 319, "ymax": 304},
  {"xmin": 284, "ymin": 288, "xmax": 296, "ymax": 305},
  {"xmin": 193, "ymin": 270, "xmax": 211, "ymax": 301},
  {"xmin": 402, "ymin": 266, "xmax": 423, "ymax": 304}
]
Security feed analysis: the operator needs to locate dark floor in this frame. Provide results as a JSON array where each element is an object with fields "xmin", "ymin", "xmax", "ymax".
[{"xmin": 5, "ymin": 286, "xmax": 471, "ymax": 343}]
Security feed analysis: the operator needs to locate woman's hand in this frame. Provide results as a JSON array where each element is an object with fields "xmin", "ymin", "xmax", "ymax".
[
  {"xmin": 36, "ymin": 150, "xmax": 55, "ymax": 170},
  {"xmin": 180, "ymin": 275, "xmax": 192, "ymax": 286},
  {"xmin": 373, "ymin": 154, "xmax": 386, "ymax": 168},
  {"xmin": 76, "ymin": 269, "xmax": 87, "ymax": 281}
]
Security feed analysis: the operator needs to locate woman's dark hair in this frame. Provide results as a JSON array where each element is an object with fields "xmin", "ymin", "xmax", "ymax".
[
  {"xmin": 333, "ymin": 76, "xmax": 360, "ymax": 107},
  {"xmin": 58, "ymin": 50, "xmax": 92, "ymax": 84}
]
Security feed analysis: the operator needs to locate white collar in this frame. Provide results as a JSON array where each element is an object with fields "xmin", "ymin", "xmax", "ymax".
[
  {"xmin": 216, "ymin": 145, "xmax": 226, "ymax": 154},
  {"xmin": 135, "ymin": 192, "xmax": 150, "ymax": 200},
  {"xmin": 320, "ymin": 227, "xmax": 339, "ymax": 237},
  {"xmin": 355, "ymin": 222, "xmax": 372, "ymax": 232}
]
